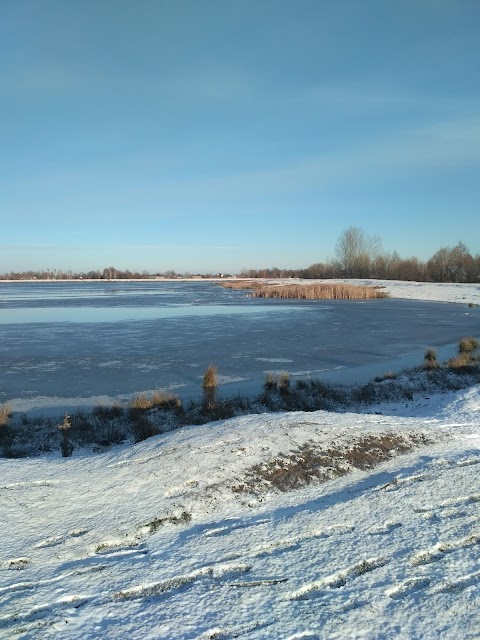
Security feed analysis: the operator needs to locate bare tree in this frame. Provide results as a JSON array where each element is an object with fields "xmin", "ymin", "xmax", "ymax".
[{"xmin": 335, "ymin": 227, "xmax": 383, "ymax": 278}]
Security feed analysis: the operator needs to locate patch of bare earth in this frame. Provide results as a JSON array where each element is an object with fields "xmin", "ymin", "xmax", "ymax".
[{"xmin": 232, "ymin": 433, "xmax": 432, "ymax": 494}]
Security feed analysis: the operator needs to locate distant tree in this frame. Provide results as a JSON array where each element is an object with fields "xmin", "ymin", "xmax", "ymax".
[{"xmin": 335, "ymin": 227, "xmax": 383, "ymax": 278}]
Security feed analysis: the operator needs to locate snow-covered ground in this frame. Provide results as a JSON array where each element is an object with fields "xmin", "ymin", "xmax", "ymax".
[
  {"xmin": 1, "ymin": 281, "xmax": 479, "ymax": 639},
  {"xmin": 280, "ymin": 278, "xmax": 480, "ymax": 306},
  {"xmin": 343, "ymin": 279, "xmax": 480, "ymax": 306}
]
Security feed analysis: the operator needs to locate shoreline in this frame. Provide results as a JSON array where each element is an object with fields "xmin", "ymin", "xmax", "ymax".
[{"xmin": 0, "ymin": 277, "xmax": 479, "ymax": 305}]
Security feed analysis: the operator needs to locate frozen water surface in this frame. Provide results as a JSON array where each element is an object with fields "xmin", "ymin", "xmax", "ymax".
[{"xmin": 1, "ymin": 281, "xmax": 479, "ymax": 412}]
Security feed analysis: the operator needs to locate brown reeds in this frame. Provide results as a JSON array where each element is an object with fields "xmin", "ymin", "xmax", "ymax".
[
  {"xmin": 251, "ymin": 283, "xmax": 389, "ymax": 300},
  {"xmin": 220, "ymin": 280, "xmax": 264, "ymax": 290},
  {"xmin": 202, "ymin": 364, "xmax": 218, "ymax": 389},
  {"xmin": 0, "ymin": 404, "xmax": 11, "ymax": 426},
  {"xmin": 130, "ymin": 391, "xmax": 181, "ymax": 411}
]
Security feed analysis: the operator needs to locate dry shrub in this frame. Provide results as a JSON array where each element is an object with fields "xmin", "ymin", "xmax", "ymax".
[
  {"xmin": 130, "ymin": 393, "xmax": 151, "ymax": 410},
  {"xmin": 220, "ymin": 280, "xmax": 264, "ymax": 290},
  {"xmin": 150, "ymin": 391, "xmax": 182, "ymax": 410},
  {"xmin": 459, "ymin": 337, "xmax": 479, "ymax": 354},
  {"xmin": 374, "ymin": 371, "xmax": 399, "ymax": 382},
  {"xmin": 130, "ymin": 391, "xmax": 181, "ymax": 411},
  {"xmin": 448, "ymin": 353, "xmax": 474, "ymax": 369},
  {"xmin": 202, "ymin": 364, "xmax": 218, "ymax": 389},
  {"xmin": 382, "ymin": 371, "xmax": 398, "ymax": 381},
  {"xmin": 278, "ymin": 372, "xmax": 291, "ymax": 393},
  {"xmin": 251, "ymin": 283, "xmax": 389, "ymax": 300},
  {"xmin": 93, "ymin": 403, "xmax": 124, "ymax": 420},
  {"xmin": 0, "ymin": 404, "xmax": 11, "ymax": 427},
  {"xmin": 263, "ymin": 372, "xmax": 291, "ymax": 393},
  {"xmin": 424, "ymin": 347, "xmax": 440, "ymax": 370},
  {"xmin": 264, "ymin": 373, "xmax": 278, "ymax": 390}
]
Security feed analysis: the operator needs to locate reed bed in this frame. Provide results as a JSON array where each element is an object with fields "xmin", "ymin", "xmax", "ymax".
[
  {"xmin": 220, "ymin": 280, "xmax": 264, "ymax": 290},
  {"xmin": 251, "ymin": 283, "xmax": 389, "ymax": 300}
]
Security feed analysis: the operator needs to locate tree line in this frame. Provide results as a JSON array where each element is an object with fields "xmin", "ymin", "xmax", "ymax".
[
  {"xmin": 241, "ymin": 227, "xmax": 480, "ymax": 283},
  {"xmin": 1, "ymin": 228, "xmax": 479, "ymax": 283}
]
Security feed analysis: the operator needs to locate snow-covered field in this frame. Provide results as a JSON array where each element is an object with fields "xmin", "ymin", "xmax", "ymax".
[
  {"xmin": 282, "ymin": 278, "xmax": 480, "ymax": 306},
  {"xmin": 1, "ymin": 281, "xmax": 479, "ymax": 639}
]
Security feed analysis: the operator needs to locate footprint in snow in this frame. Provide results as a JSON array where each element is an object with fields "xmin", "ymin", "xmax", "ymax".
[
  {"xmin": 0, "ymin": 594, "xmax": 90, "ymax": 632},
  {"xmin": 197, "ymin": 621, "xmax": 265, "ymax": 639},
  {"xmin": 387, "ymin": 577, "xmax": 431, "ymax": 600},
  {"xmin": 34, "ymin": 528, "xmax": 88, "ymax": 549},
  {"xmin": 203, "ymin": 518, "xmax": 270, "ymax": 537},
  {"xmin": 113, "ymin": 562, "xmax": 251, "ymax": 602},
  {"xmin": 288, "ymin": 557, "xmax": 388, "ymax": 601},
  {"xmin": 251, "ymin": 525, "xmax": 355, "ymax": 558},
  {"xmin": 93, "ymin": 540, "xmax": 149, "ymax": 558},
  {"xmin": 430, "ymin": 569, "xmax": 480, "ymax": 594},
  {"xmin": 0, "ymin": 557, "xmax": 31, "ymax": 571},
  {"xmin": 411, "ymin": 532, "xmax": 480, "ymax": 566},
  {"xmin": 367, "ymin": 520, "xmax": 402, "ymax": 535},
  {"xmin": 0, "ymin": 480, "xmax": 55, "ymax": 491},
  {"xmin": 379, "ymin": 473, "xmax": 429, "ymax": 491}
]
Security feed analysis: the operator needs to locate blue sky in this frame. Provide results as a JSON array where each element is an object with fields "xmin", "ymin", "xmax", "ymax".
[{"xmin": 1, "ymin": 0, "xmax": 479, "ymax": 273}]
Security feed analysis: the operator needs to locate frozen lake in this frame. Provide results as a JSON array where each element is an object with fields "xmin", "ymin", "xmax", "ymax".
[{"xmin": 1, "ymin": 280, "xmax": 479, "ymax": 413}]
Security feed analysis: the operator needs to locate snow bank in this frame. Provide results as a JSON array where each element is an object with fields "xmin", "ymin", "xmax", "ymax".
[{"xmin": 0, "ymin": 387, "xmax": 479, "ymax": 638}]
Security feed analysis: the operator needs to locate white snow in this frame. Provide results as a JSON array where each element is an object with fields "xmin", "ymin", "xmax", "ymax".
[
  {"xmin": 0, "ymin": 282, "xmax": 479, "ymax": 639},
  {"xmin": 274, "ymin": 278, "xmax": 480, "ymax": 306}
]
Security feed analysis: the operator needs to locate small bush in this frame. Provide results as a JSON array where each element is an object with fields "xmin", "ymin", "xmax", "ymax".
[
  {"xmin": 448, "ymin": 353, "xmax": 473, "ymax": 369},
  {"xmin": 374, "ymin": 371, "xmax": 398, "ymax": 382},
  {"xmin": 0, "ymin": 404, "xmax": 11, "ymax": 427},
  {"xmin": 202, "ymin": 364, "xmax": 218, "ymax": 389},
  {"xmin": 93, "ymin": 403, "xmax": 124, "ymax": 420},
  {"xmin": 278, "ymin": 372, "xmax": 291, "ymax": 394},
  {"xmin": 424, "ymin": 347, "xmax": 440, "ymax": 370},
  {"xmin": 264, "ymin": 373, "xmax": 277, "ymax": 390},
  {"xmin": 150, "ymin": 391, "xmax": 182, "ymax": 410},
  {"xmin": 130, "ymin": 391, "xmax": 182, "ymax": 412},
  {"xmin": 459, "ymin": 337, "xmax": 479, "ymax": 354},
  {"xmin": 130, "ymin": 412, "xmax": 157, "ymax": 443},
  {"xmin": 130, "ymin": 394, "xmax": 151, "ymax": 410}
]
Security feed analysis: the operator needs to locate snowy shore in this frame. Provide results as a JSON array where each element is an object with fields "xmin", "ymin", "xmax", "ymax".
[{"xmin": 0, "ymin": 281, "xmax": 479, "ymax": 639}]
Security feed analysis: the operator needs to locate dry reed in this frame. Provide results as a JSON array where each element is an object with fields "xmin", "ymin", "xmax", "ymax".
[
  {"xmin": 220, "ymin": 280, "xmax": 264, "ymax": 290},
  {"xmin": 0, "ymin": 404, "xmax": 11, "ymax": 426},
  {"xmin": 202, "ymin": 364, "xmax": 218, "ymax": 389},
  {"xmin": 130, "ymin": 391, "xmax": 181, "ymax": 411},
  {"xmin": 251, "ymin": 283, "xmax": 389, "ymax": 300}
]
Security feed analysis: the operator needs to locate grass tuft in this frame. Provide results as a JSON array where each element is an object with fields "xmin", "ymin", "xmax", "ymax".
[
  {"xmin": 0, "ymin": 404, "xmax": 11, "ymax": 427},
  {"xmin": 458, "ymin": 337, "xmax": 479, "ymax": 354},
  {"xmin": 202, "ymin": 364, "xmax": 218, "ymax": 389}
]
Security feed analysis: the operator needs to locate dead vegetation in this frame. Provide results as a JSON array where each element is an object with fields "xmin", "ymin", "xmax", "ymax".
[
  {"xmin": 0, "ymin": 404, "xmax": 11, "ymax": 426},
  {"xmin": 235, "ymin": 433, "xmax": 431, "ymax": 494},
  {"xmin": 130, "ymin": 391, "xmax": 181, "ymax": 411},
  {"xmin": 220, "ymin": 281, "xmax": 389, "ymax": 300},
  {"xmin": 220, "ymin": 280, "xmax": 265, "ymax": 290},
  {"xmin": 2, "ymin": 337, "xmax": 479, "ymax": 458},
  {"xmin": 202, "ymin": 364, "xmax": 218, "ymax": 389},
  {"xmin": 144, "ymin": 511, "xmax": 192, "ymax": 534},
  {"xmin": 252, "ymin": 283, "xmax": 389, "ymax": 300},
  {"xmin": 447, "ymin": 335, "xmax": 480, "ymax": 370}
]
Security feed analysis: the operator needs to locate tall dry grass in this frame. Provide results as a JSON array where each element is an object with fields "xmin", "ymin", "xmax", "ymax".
[
  {"xmin": 220, "ymin": 280, "xmax": 264, "ymax": 290},
  {"xmin": 202, "ymin": 364, "xmax": 218, "ymax": 389},
  {"xmin": 251, "ymin": 283, "xmax": 389, "ymax": 300},
  {"xmin": 130, "ymin": 391, "xmax": 181, "ymax": 411},
  {"xmin": 0, "ymin": 404, "xmax": 11, "ymax": 426}
]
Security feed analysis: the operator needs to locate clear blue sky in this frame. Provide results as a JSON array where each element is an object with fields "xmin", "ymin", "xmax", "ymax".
[{"xmin": 1, "ymin": 0, "xmax": 479, "ymax": 274}]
